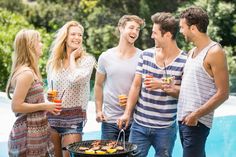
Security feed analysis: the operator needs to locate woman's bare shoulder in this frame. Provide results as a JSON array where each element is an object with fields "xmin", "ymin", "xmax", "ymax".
[{"xmin": 12, "ymin": 66, "xmax": 34, "ymax": 85}]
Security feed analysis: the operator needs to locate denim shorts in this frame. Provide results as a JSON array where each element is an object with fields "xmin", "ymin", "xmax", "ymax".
[
  {"xmin": 129, "ymin": 121, "xmax": 176, "ymax": 157},
  {"xmin": 51, "ymin": 121, "xmax": 85, "ymax": 136}
]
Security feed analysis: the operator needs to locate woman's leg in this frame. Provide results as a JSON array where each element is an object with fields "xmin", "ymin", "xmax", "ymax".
[
  {"xmin": 61, "ymin": 133, "xmax": 82, "ymax": 157},
  {"xmin": 50, "ymin": 129, "xmax": 62, "ymax": 157}
]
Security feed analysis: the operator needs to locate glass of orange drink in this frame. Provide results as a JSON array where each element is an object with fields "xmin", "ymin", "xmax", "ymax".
[{"xmin": 118, "ymin": 94, "xmax": 127, "ymax": 107}]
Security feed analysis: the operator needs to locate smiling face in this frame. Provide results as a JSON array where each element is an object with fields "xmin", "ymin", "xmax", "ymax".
[
  {"xmin": 151, "ymin": 24, "xmax": 166, "ymax": 48},
  {"xmin": 34, "ymin": 36, "xmax": 43, "ymax": 57},
  {"xmin": 179, "ymin": 18, "xmax": 193, "ymax": 43},
  {"xmin": 120, "ymin": 21, "xmax": 141, "ymax": 44},
  {"xmin": 66, "ymin": 26, "xmax": 83, "ymax": 51}
]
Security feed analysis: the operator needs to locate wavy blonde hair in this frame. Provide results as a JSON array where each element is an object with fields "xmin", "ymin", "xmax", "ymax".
[
  {"xmin": 6, "ymin": 29, "xmax": 42, "ymax": 99},
  {"xmin": 47, "ymin": 20, "xmax": 86, "ymax": 72}
]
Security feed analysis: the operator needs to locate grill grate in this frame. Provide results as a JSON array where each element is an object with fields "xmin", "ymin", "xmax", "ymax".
[{"xmin": 66, "ymin": 140, "xmax": 137, "ymax": 156}]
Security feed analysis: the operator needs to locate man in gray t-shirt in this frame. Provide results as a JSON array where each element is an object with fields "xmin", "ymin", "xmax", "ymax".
[{"xmin": 94, "ymin": 15, "xmax": 145, "ymax": 140}]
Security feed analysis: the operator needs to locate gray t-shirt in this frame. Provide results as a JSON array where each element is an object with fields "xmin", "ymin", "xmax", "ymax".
[{"xmin": 97, "ymin": 47, "xmax": 141, "ymax": 123}]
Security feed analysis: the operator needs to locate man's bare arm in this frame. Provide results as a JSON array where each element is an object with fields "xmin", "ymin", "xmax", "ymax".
[
  {"xmin": 117, "ymin": 74, "xmax": 142, "ymax": 129},
  {"xmin": 94, "ymin": 72, "xmax": 106, "ymax": 122}
]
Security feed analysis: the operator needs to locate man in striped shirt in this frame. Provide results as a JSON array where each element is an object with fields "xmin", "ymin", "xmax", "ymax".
[
  {"xmin": 178, "ymin": 6, "xmax": 229, "ymax": 157},
  {"xmin": 118, "ymin": 12, "xmax": 187, "ymax": 157}
]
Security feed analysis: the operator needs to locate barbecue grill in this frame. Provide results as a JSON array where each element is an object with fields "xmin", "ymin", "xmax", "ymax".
[{"xmin": 64, "ymin": 140, "xmax": 138, "ymax": 157}]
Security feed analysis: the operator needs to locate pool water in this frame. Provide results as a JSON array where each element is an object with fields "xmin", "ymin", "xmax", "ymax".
[
  {"xmin": 1, "ymin": 116, "xmax": 235, "ymax": 157},
  {"xmin": 83, "ymin": 116, "xmax": 236, "ymax": 157}
]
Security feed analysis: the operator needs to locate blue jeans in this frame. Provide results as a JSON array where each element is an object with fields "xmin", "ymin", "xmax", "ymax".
[
  {"xmin": 129, "ymin": 121, "xmax": 176, "ymax": 157},
  {"xmin": 178, "ymin": 121, "xmax": 210, "ymax": 157},
  {"xmin": 101, "ymin": 122, "xmax": 131, "ymax": 141}
]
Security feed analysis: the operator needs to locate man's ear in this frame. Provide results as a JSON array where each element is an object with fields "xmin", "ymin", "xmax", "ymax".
[
  {"xmin": 190, "ymin": 25, "xmax": 197, "ymax": 31},
  {"xmin": 165, "ymin": 32, "xmax": 172, "ymax": 39},
  {"xmin": 118, "ymin": 25, "xmax": 124, "ymax": 33}
]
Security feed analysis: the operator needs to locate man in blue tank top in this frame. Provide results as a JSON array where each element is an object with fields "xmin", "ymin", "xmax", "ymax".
[
  {"xmin": 178, "ymin": 6, "xmax": 229, "ymax": 157},
  {"xmin": 118, "ymin": 12, "xmax": 187, "ymax": 157}
]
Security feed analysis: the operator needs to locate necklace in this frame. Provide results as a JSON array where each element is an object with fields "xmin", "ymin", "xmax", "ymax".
[{"xmin": 155, "ymin": 48, "xmax": 172, "ymax": 68}]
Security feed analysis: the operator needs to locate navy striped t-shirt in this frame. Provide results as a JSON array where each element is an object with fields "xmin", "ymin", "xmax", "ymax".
[{"xmin": 134, "ymin": 47, "xmax": 187, "ymax": 128}]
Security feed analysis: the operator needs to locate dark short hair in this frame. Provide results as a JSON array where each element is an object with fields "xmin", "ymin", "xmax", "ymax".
[
  {"xmin": 151, "ymin": 12, "xmax": 178, "ymax": 39},
  {"xmin": 180, "ymin": 6, "xmax": 209, "ymax": 33}
]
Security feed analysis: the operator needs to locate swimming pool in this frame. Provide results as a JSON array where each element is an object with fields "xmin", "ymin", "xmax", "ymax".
[
  {"xmin": 83, "ymin": 116, "xmax": 236, "ymax": 157},
  {"xmin": 1, "ymin": 117, "xmax": 235, "ymax": 157},
  {"xmin": 1, "ymin": 93, "xmax": 235, "ymax": 157}
]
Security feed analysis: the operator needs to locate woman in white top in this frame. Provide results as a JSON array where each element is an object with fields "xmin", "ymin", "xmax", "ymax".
[{"xmin": 47, "ymin": 21, "xmax": 96, "ymax": 157}]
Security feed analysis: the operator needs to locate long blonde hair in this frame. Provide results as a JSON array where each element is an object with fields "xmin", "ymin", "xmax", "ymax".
[
  {"xmin": 6, "ymin": 29, "xmax": 42, "ymax": 99},
  {"xmin": 47, "ymin": 20, "xmax": 86, "ymax": 72}
]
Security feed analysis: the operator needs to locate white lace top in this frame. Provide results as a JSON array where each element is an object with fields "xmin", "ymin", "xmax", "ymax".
[{"xmin": 47, "ymin": 55, "xmax": 96, "ymax": 110}]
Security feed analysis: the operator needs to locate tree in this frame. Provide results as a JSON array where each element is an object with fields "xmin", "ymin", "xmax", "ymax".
[
  {"xmin": 0, "ymin": 8, "xmax": 32, "ymax": 90},
  {"xmin": 177, "ymin": 0, "xmax": 236, "ymax": 93},
  {"xmin": 0, "ymin": 0, "xmax": 235, "ymax": 92},
  {"xmin": 0, "ymin": 8, "xmax": 51, "ymax": 91}
]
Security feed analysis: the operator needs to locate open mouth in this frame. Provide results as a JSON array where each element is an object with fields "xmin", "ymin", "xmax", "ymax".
[{"xmin": 129, "ymin": 35, "xmax": 136, "ymax": 39}]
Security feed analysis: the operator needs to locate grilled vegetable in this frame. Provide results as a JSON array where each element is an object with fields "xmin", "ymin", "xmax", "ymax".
[
  {"xmin": 78, "ymin": 146, "xmax": 89, "ymax": 151},
  {"xmin": 96, "ymin": 150, "xmax": 106, "ymax": 154},
  {"xmin": 107, "ymin": 148, "xmax": 117, "ymax": 154},
  {"xmin": 85, "ymin": 149, "xmax": 95, "ymax": 154},
  {"xmin": 115, "ymin": 146, "xmax": 124, "ymax": 151}
]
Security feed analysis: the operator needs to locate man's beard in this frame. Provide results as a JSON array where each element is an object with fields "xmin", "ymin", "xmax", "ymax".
[
  {"xmin": 154, "ymin": 42, "xmax": 160, "ymax": 48},
  {"xmin": 185, "ymin": 36, "xmax": 191, "ymax": 43}
]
